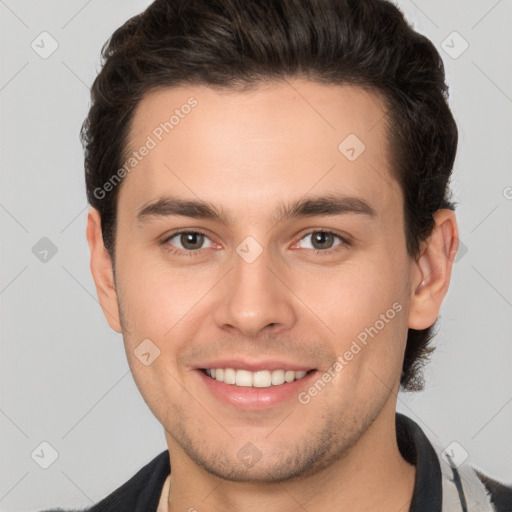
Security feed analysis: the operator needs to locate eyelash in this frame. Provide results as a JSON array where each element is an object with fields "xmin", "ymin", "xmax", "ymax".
[{"xmin": 162, "ymin": 229, "xmax": 350, "ymax": 257}]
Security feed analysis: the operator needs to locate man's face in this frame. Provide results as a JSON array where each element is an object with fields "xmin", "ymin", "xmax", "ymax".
[{"xmin": 111, "ymin": 81, "xmax": 415, "ymax": 481}]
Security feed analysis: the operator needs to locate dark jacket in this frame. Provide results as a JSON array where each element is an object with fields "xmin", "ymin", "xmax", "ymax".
[{"xmin": 41, "ymin": 413, "xmax": 512, "ymax": 511}]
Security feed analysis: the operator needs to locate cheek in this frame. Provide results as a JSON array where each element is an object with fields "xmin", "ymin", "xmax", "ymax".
[
  {"xmin": 296, "ymin": 254, "xmax": 409, "ymax": 382},
  {"xmin": 115, "ymin": 251, "xmax": 219, "ymax": 343},
  {"xmin": 296, "ymin": 253, "xmax": 406, "ymax": 324}
]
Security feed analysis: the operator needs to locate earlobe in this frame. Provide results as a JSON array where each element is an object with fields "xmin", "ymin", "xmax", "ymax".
[
  {"xmin": 86, "ymin": 208, "xmax": 122, "ymax": 333},
  {"xmin": 408, "ymin": 209, "xmax": 459, "ymax": 330}
]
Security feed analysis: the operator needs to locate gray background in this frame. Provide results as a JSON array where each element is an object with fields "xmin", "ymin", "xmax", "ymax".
[{"xmin": 0, "ymin": 0, "xmax": 511, "ymax": 510}]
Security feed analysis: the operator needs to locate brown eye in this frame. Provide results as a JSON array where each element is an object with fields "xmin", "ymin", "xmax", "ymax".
[
  {"xmin": 311, "ymin": 232, "xmax": 336, "ymax": 250},
  {"xmin": 179, "ymin": 232, "xmax": 205, "ymax": 250},
  {"xmin": 165, "ymin": 231, "xmax": 213, "ymax": 253},
  {"xmin": 298, "ymin": 231, "xmax": 346, "ymax": 252}
]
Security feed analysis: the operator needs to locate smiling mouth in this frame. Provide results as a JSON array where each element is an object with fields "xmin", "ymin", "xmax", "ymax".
[{"xmin": 200, "ymin": 368, "xmax": 314, "ymax": 388}]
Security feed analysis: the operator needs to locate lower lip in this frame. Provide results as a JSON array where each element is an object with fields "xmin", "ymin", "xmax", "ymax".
[{"xmin": 196, "ymin": 369, "xmax": 318, "ymax": 411}]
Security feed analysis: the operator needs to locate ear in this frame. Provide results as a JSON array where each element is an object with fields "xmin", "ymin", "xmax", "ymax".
[
  {"xmin": 408, "ymin": 209, "xmax": 459, "ymax": 330},
  {"xmin": 86, "ymin": 208, "xmax": 122, "ymax": 333}
]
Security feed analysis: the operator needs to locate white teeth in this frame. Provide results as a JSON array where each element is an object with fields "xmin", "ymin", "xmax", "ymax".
[
  {"xmin": 253, "ymin": 370, "xmax": 272, "ymax": 388},
  {"xmin": 271, "ymin": 369, "xmax": 285, "ymax": 385},
  {"xmin": 284, "ymin": 370, "xmax": 295, "ymax": 383},
  {"xmin": 224, "ymin": 368, "xmax": 236, "ymax": 384},
  {"xmin": 235, "ymin": 369, "xmax": 253, "ymax": 387},
  {"xmin": 204, "ymin": 368, "xmax": 309, "ymax": 388}
]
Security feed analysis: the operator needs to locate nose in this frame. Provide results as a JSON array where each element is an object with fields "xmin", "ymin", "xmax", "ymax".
[{"xmin": 213, "ymin": 243, "xmax": 297, "ymax": 338}]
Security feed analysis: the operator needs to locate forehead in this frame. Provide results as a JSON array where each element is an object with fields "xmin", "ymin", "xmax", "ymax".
[{"xmin": 119, "ymin": 80, "xmax": 400, "ymax": 220}]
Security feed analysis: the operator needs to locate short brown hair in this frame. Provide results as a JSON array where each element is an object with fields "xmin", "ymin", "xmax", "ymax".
[{"xmin": 81, "ymin": 0, "xmax": 458, "ymax": 391}]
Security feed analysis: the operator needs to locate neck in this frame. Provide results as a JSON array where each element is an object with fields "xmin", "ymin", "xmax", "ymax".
[{"xmin": 163, "ymin": 406, "xmax": 416, "ymax": 512}]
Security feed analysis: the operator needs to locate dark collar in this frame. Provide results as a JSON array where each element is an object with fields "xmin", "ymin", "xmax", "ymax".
[
  {"xmin": 89, "ymin": 413, "xmax": 442, "ymax": 511},
  {"xmin": 396, "ymin": 412, "xmax": 443, "ymax": 512},
  {"xmin": 88, "ymin": 447, "xmax": 169, "ymax": 511}
]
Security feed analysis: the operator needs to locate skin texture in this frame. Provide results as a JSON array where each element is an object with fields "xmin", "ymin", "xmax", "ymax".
[{"xmin": 86, "ymin": 80, "xmax": 459, "ymax": 512}]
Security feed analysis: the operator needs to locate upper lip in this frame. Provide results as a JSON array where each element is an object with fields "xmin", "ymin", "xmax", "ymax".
[{"xmin": 193, "ymin": 358, "xmax": 316, "ymax": 372}]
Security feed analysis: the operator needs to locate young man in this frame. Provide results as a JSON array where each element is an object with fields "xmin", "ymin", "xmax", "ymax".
[{"xmin": 45, "ymin": 0, "xmax": 511, "ymax": 510}]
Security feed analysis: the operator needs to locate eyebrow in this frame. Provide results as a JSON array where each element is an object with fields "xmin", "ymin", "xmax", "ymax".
[{"xmin": 136, "ymin": 193, "xmax": 377, "ymax": 225}]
